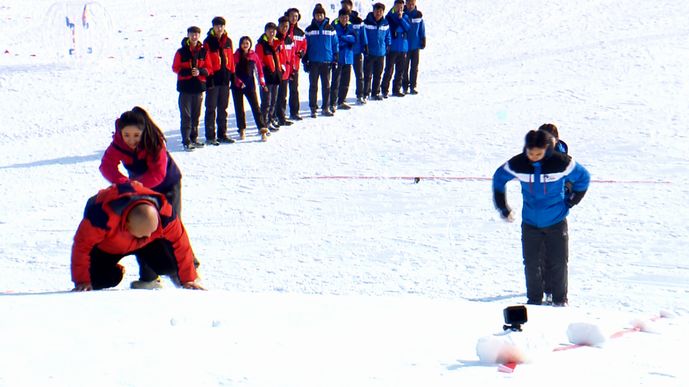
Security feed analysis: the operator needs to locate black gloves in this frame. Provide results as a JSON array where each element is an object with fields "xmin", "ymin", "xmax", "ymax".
[
  {"xmin": 420, "ymin": 37, "xmax": 426, "ymax": 49},
  {"xmin": 363, "ymin": 45, "xmax": 369, "ymax": 56},
  {"xmin": 566, "ymin": 190, "xmax": 587, "ymax": 208}
]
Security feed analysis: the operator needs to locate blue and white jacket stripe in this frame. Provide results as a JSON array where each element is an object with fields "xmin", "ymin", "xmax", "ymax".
[
  {"xmin": 305, "ymin": 18, "xmax": 339, "ymax": 63},
  {"xmin": 404, "ymin": 8, "xmax": 426, "ymax": 50},
  {"xmin": 493, "ymin": 151, "xmax": 590, "ymax": 228},
  {"xmin": 363, "ymin": 12, "xmax": 390, "ymax": 57}
]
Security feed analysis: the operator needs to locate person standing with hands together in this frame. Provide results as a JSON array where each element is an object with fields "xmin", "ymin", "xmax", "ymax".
[{"xmin": 173, "ymin": 26, "xmax": 211, "ymax": 151}]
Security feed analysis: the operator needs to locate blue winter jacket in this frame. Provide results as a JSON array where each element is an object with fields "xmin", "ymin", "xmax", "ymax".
[
  {"xmin": 304, "ymin": 18, "xmax": 339, "ymax": 63},
  {"xmin": 363, "ymin": 12, "xmax": 390, "ymax": 57},
  {"xmin": 386, "ymin": 10, "xmax": 411, "ymax": 53},
  {"xmin": 405, "ymin": 7, "xmax": 426, "ymax": 50},
  {"xmin": 492, "ymin": 150, "xmax": 590, "ymax": 228},
  {"xmin": 348, "ymin": 10, "xmax": 367, "ymax": 56},
  {"xmin": 333, "ymin": 19, "xmax": 356, "ymax": 65}
]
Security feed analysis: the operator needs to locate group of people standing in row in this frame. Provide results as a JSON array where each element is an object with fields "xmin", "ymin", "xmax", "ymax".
[{"xmin": 172, "ymin": 0, "xmax": 426, "ymax": 147}]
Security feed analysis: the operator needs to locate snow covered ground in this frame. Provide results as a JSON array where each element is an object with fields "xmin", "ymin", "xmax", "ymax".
[{"xmin": 1, "ymin": 0, "xmax": 688, "ymax": 386}]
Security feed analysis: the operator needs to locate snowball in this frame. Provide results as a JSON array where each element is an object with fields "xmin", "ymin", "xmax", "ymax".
[
  {"xmin": 476, "ymin": 334, "xmax": 529, "ymax": 364},
  {"xmin": 566, "ymin": 322, "xmax": 607, "ymax": 347}
]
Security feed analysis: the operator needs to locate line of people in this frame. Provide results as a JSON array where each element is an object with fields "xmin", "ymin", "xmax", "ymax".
[
  {"xmin": 171, "ymin": 0, "xmax": 426, "ymax": 148},
  {"xmin": 69, "ymin": 0, "xmax": 428, "ymax": 292}
]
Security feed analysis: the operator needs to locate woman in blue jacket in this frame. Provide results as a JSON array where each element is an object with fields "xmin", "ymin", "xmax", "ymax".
[{"xmin": 492, "ymin": 130, "xmax": 590, "ymax": 307}]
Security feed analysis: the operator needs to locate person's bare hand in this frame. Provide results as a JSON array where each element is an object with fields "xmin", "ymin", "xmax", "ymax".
[
  {"xmin": 182, "ymin": 281, "xmax": 206, "ymax": 290},
  {"xmin": 191, "ymin": 68, "xmax": 200, "ymax": 77}
]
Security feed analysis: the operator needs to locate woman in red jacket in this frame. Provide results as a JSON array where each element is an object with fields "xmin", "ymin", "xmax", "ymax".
[
  {"xmin": 99, "ymin": 106, "xmax": 183, "ymax": 215},
  {"xmin": 99, "ymin": 107, "xmax": 190, "ymax": 288},
  {"xmin": 232, "ymin": 36, "xmax": 269, "ymax": 141}
]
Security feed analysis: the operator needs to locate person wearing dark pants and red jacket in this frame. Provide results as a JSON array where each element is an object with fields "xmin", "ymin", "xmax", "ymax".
[
  {"xmin": 71, "ymin": 182, "xmax": 204, "ymax": 291},
  {"xmin": 340, "ymin": 0, "xmax": 367, "ymax": 104},
  {"xmin": 172, "ymin": 26, "xmax": 211, "ymax": 151},
  {"xmin": 492, "ymin": 130, "xmax": 590, "ymax": 307},
  {"xmin": 381, "ymin": 0, "xmax": 410, "ymax": 97},
  {"xmin": 403, "ymin": 0, "xmax": 425, "ymax": 95},
  {"xmin": 276, "ymin": 16, "xmax": 295, "ymax": 127},
  {"xmin": 203, "ymin": 16, "xmax": 236, "ymax": 145},
  {"xmin": 285, "ymin": 8, "xmax": 307, "ymax": 120},
  {"xmin": 232, "ymin": 36, "xmax": 269, "ymax": 142},
  {"xmin": 256, "ymin": 22, "xmax": 283, "ymax": 132},
  {"xmin": 303, "ymin": 3, "xmax": 339, "ymax": 118},
  {"xmin": 363, "ymin": 3, "xmax": 390, "ymax": 101}
]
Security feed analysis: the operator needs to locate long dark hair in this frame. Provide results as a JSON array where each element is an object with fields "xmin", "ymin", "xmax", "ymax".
[
  {"xmin": 116, "ymin": 107, "xmax": 166, "ymax": 159},
  {"xmin": 236, "ymin": 36, "xmax": 253, "ymax": 75}
]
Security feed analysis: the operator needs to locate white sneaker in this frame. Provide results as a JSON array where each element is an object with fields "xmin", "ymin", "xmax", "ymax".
[{"xmin": 130, "ymin": 277, "xmax": 163, "ymax": 290}]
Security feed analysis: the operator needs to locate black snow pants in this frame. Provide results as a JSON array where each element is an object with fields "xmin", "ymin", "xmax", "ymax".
[{"xmin": 521, "ymin": 219, "xmax": 569, "ymax": 305}]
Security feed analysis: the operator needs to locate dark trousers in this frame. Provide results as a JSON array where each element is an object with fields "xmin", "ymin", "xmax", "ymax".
[
  {"xmin": 308, "ymin": 62, "xmax": 332, "ymax": 111},
  {"xmin": 363, "ymin": 55, "xmax": 384, "ymax": 98},
  {"xmin": 381, "ymin": 51, "xmax": 407, "ymax": 95},
  {"xmin": 353, "ymin": 53, "xmax": 364, "ymax": 98},
  {"xmin": 288, "ymin": 71, "xmax": 301, "ymax": 117},
  {"xmin": 178, "ymin": 92, "xmax": 203, "ymax": 145},
  {"xmin": 330, "ymin": 64, "xmax": 352, "ymax": 107},
  {"xmin": 276, "ymin": 79, "xmax": 289, "ymax": 121},
  {"xmin": 204, "ymin": 85, "xmax": 230, "ymax": 140},
  {"xmin": 260, "ymin": 84, "xmax": 279, "ymax": 125},
  {"xmin": 521, "ymin": 220, "xmax": 569, "ymax": 304},
  {"xmin": 231, "ymin": 86, "xmax": 265, "ymax": 131},
  {"xmin": 403, "ymin": 49, "xmax": 420, "ymax": 91},
  {"xmin": 163, "ymin": 181, "xmax": 182, "ymax": 219},
  {"xmin": 89, "ymin": 240, "xmax": 179, "ymax": 289}
]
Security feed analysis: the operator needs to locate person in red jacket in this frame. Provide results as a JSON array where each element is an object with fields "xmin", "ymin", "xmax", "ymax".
[
  {"xmin": 203, "ymin": 16, "xmax": 236, "ymax": 145},
  {"xmin": 232, "ymin": 36, "xmax": 269, "ymax": 141},
  {"xmin": 99, "ymin": 106, "xmax": 183, "ymax": 216},
  {"xmin": 71, "ymin": 182, "xmax": 204, "ymax": 291},
  {"xmin": 285, "ymin": 8, "xmax": 308, "ymax": 121},
  {"xmin": 172, "ymin": 26, "xmax": 211, "ymax": 151},
  {"xmin": 256, "ymin": 22, "xmax": 283, "ymax": 132},
  {"xmin": 275, "ymin": 16, "xmax": 295, "ymax": 127}
]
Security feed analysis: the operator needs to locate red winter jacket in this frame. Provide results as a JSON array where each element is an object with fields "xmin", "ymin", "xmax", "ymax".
[
  {"xmin": 172, "ymin": 38, "xmax": 211, "ymax": 93},
  {"xmin": 277, "ymin": 31, "xmax": 295, "ymax": 80},
  {"xmin": 233, "ymin": 49, "xmax": 266, "ymax": 89},
  {"xmin": 255, "ymin": 34, "xmax": 282, "ymax": 85},
  {"xmin": 288, "ymin": 23, "xmax": 307, "ymax": 71},
  {"xmin": 71, "ymin": 183, "xmax": 198, "ymax": 285},
  {"xmin": 203, "ymin": 29, "xmax": 236, "ymax": 86}
]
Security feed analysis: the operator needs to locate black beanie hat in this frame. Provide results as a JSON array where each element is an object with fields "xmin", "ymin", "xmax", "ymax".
[
  {"xmin": 211, "ymin": 16, "xmax": 226, "ymax": 26},
  {"xmin": 313, "ymin": 3, "xmax": 326, "ymax": 16}
]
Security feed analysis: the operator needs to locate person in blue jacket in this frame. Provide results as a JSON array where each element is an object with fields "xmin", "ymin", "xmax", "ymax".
[
  {"xmin": 330, "ymin": 9, "xmax": 357, "ymax": 112},
  {"xmin": 303, "ymin": 3, "xmax": 339, "ymax": 118},
  {"xmin": 340, "ymin": 0, "xmax": 367, "ymax": 105},
  {"xmin": 403, "ymin": 0, "xmax": 426, "ymax": 95},
  {"xmin": 492, "ymin": 130, "xmax": 590, "ymax": 307},
  {"xmin": 381, "ymin": 0, "xmax": 410, "ymax": 97},
  {"xmin": 362, "ymin": 3, "xmax": 390, "ymax": 101}
]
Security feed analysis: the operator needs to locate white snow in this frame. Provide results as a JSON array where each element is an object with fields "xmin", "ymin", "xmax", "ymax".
[{"xmin": 1, "ymin": 0, "xmax": 689, "ymax": 386}]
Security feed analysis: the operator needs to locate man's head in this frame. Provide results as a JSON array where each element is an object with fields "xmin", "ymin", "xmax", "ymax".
[
  {"xmin": 286, "ymin": 8, "xmax": 301, "ymax": 25},
  {"xmin": 341, "ymin": 0, "xmax": 353, "ymax": 11},
  {"xmin": 313, "ymin": 3, "xmax": 326, "ymax": 21},
  {"xmin": 524, "ymin": 130, "xmax": 553, "ymax": 162},
  {"xmin": 264, "ymin": 22, "xmax": 277, "ymax": 39},
  {"xmin": 126, "ymin": 203, "xmax": 159, "ymax": 239},
  {"xmin": 278, "ymin": 16, "xmax": 290, "ymax": 34},
  {"xmin": 373, "ymin": 3, "xmax": 385, "ymax": 20},
  {"xmin": 338, "ymin": 9, "xmax": 350, "ymax": 24},
  {"xmin": 212, "ymin": 16, "xmax": 226, "ymax": 36},
  {"xmin": 187, "ymin": 26, "xmax": 201, "ymax": 44},
  {"xmin": 394, "ymin": 0, "xmax": 404, "ymax": 11},
  {"xmin": 406, "ymin": 0, "xmax": 416, "ymax": 10}
]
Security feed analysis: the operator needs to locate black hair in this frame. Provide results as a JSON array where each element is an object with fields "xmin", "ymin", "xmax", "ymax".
[
  {"xmin": 278, "ymin": 16, "xmax": 290, "ymax": 25},
  {"xmin": 236, "ymin": 36, "xmax": 253, "ymax": 75},
  {"xmin": 211, "ymin": 16, "xmax": 226, "ymax": 26},
  {"xmin": 116, "ymin": 107, "xmax": 166, "ymax": 159},
  {"xmin": 264, "ymin": 22, "xmax": 277, "ymax": 31},
  {"xmin": 373, "ymin": 2, "xmax": 386, "ymax": 10},
  {"xmin": 524, "ymin": 130, "xmax": 553, "ymax": 149},
  {"xmin": 187, "ymin": 26, "xmax": 201, "ymax": 34},
  {"xmin": 538, "ymin": 123, "xmax": 559, "ymax": 139},
  {"xmin": 285, "ymin": 8, "xmax": 301, "ymax": 21},
  {"xmin": 339, "ymin": 9, "xmax": 351, "ymax": 17}
]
